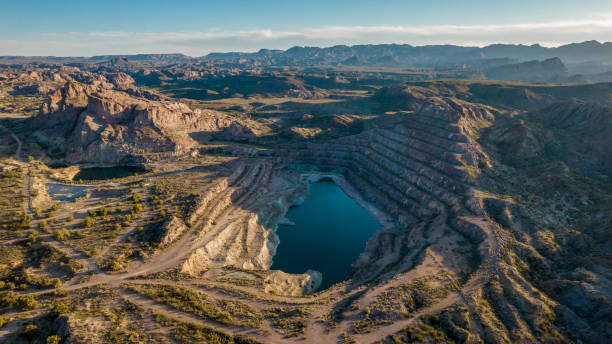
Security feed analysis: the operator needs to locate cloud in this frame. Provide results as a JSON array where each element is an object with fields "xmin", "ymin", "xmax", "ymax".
[
  {"xmin": 122, "ymin": 19, "xmax": 612, "ymax": 44},
  {"xmin": 5, "ymin": 19, "xmax": 612, "ymax": 56}
]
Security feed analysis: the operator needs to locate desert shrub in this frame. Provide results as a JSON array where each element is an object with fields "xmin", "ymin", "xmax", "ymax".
[
  {"xmin": 46, "ymin": 335, "xmax": 61, "ymax": 344},
  {"xmin": 50, "ymin": 301, "xmax": 70, "ymax": 318},
  {"xmin": 0, "ymin": 291, "xmax": 18, "ymax": 307},
  {"xmin": 40, "ymin": 220, "xmax": 49, "ymax": 231},
  {"xmin": 27, "ymin": 230, "xmax": 39, "ymax": 243},
  {"xmin": 82, "ymin": 216, "xmax": 95, "ymax": 228},
  {"xmin": 22, "ymin": 323, "xmax": 38, "ymax": 337},
  {"xmin": 53, "ymin": 228, "xmax": 70, "ymax": 241},
  {"xmin": 132, "ymin": 203, "xmax": 145, "ymax": 213},
  {"xmin": 17, "ymin": 294, "xmax": 38, "ymax": 310},
  {"xmin": 21, "ymin": 214, "xmax": 32, "ymax": 227},
  {"xmin": 41, "ymin": 278, "xmax": 61, "ymax": 289},
  {"xmin": 106, "ymin": 259, "xmax": 122, "ymax": 271}
]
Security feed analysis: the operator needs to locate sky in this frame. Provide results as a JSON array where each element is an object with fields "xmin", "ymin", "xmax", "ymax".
[{"xmin": 1, "ymin": 0, "xmax": 612, "ymax": 56}]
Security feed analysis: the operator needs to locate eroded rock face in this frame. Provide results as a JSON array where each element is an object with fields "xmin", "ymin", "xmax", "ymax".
[
  {"xmin": 159, "ymin": 216, "xmax": 187, "ymax": 246},
  {"xmin": 264, "ymin": 270, "xmax": 322, "ymax": 296},
  {"xmin": 181, "ymin": 164, "xmax": 309, "ymax": 281},
  {"xmin": 105, "ymin": 72, "xmax": 135, "ymax": 89},
  {"xmin": 489, "ymin": 100, "xmax": 612, "ymax": 174},
  {"xmin": 33, "ymin": 82, "xmax": 266, "ymax": 163}
]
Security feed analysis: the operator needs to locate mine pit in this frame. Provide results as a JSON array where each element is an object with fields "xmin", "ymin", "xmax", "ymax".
[
  {"xmin": 271, "ymin": 179, "xmax": 382, "ymax": 290},
  {"xmin": 73, "ymin": 165, "xmax": 147, "ymax": 180}
]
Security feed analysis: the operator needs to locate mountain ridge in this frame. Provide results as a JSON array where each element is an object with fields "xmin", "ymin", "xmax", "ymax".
[{"xmin": 2, "ymin": 40, "xmax": 612, "ymax": 66}]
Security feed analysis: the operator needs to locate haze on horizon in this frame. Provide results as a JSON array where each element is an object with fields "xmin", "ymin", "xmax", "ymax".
[{"xmin": 2, "ymin": 0, "xmax": 612, "ymax": 56}]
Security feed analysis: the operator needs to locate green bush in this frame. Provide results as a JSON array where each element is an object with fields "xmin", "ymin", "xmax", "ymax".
[
  {"xmin": 0, "ymin": 291, "xmax": 18, "ymax": 307},
  {"xmin": 23, "ymin": 323, "xmax": 38, "ymax": 337},
  {"xmin": 82, "ymin": 216, "xmax": 95, "ymax": 228},
  {"xmin": 50, "ymin": 302, "xmax": 70, "ymax": 318},
  {"xmin": 46, "ymin": 335, "xmax": 61, "ymax": 344},
  {"xmin": 53, "ymin": 228, "xmax": 70, "ymax": 241},
  {"xmin": 17, "ymin": 294, "xmax": 38, "ymax": 310},
  {"xmin": 41, "ymin": 278, "xmax": 61, "ymax": 289},
  {"xmin": 363, "ymin": 306, "xmax": 371, "ymax": 319},
  {"xmin": 21, "ymin": 214, "xmax": 32, "ymax": 227},
  {"xmin": 106, "ymin": 259, "xmax": 122, "ymax": 271},
  {"xmin": 132, "ymin": 203, "xmax": 145, "ymax": 213},
  {"xmin": 27, "ymin": 230, "xmax": 39, "ymax": 243}
]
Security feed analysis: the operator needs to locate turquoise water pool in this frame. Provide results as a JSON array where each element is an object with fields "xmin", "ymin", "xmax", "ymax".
[
  {"xmin": 46, "ymin": 183, "xmax": 90, "ymax": 202},
  {"xmin": 271, "ymin": 180, "xmax": 381, "ymax": 290}
]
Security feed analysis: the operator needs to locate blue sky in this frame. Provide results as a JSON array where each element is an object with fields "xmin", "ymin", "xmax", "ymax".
[{"xmin": 2, "ymin": 0, "xmax": 612, "ymax": 56}]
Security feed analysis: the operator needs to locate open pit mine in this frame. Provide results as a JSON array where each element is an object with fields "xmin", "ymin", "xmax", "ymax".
[{"xmin": 0, "ymin": 50, "xmax": 610, "ymax": 344}]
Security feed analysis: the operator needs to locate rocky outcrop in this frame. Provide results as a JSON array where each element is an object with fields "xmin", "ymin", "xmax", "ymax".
[
  {"xmin": 105, "ymin": 72, "xmax": 134, "ymax": 89},
  {"xmin": 33, "ymin": 83, "xmax": 267, "ymax": 163},
  {"xmin": 264, "ymin": 270, "xmax": 322, "ymax": 296},
  {"xmin": 159, "ymin": 216, "xmax": 188, "ymax": 246}
]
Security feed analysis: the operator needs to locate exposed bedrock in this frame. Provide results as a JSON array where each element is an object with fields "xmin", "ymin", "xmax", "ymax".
[
  {"xmin": 181, "ymin": 162, "xmax": 309, "ymax": 279},
  {"xmin": 174, "ymin": 96, "xmax": 503, "ymax": 298},
  {"xmin": 32, "ymin": 81, "xmax": 266, "ymax": 163},
  {"xmin": 264, "ymin": 96, "xmax": 503, "ymax": 290}
]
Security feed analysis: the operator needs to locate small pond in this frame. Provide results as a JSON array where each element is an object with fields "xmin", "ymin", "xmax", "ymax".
[
  {"xmin": 74, "ymin": 166, "xmax": 146, "ymax": 181},
  {"xmin": 271, "ymin": 179, "xmax": 381, "ymax": 290},
  {"xmin": 46, "ymin": 183, "xmax": 90, "ymax": 202}
]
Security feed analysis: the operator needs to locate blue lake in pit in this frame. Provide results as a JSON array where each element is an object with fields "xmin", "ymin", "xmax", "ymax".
[
  {"xmin": 271, "ymin": 180, "xmax": 381, "ymax": 290},
  {"xmin": 46, "ymin": 183, "xmax": 90, "ymax": 202}
]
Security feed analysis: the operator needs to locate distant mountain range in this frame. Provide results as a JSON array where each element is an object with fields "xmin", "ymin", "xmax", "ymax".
[
  {"xmin": 204, "ymin": 40, "xmax": 612, "ymax": 68},
  {"xmin": 1, "ymin": 41, "xmax": 611, "ymax": 82},
  {"xmin": 1, "ymin": 41, "xmax": 611, "ymax": 65}
]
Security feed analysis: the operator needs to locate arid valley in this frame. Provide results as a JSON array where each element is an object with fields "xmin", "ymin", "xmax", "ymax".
[{"xmin": 0, "ymin": 3, "xmax": 611, "ymax": 343}]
